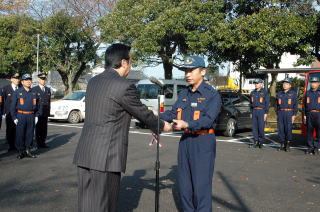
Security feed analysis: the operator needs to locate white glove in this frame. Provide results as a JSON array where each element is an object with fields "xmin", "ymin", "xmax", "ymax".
[
  {"xmin": 14, "ymin": 119, "xmax": 18, "ymax": 125},
  {"xmin": 2, "ymin": 114, "xmax": 6, "ymax": 119},
  {"xmin": 35, "ymin": 117, "xmax": 38, "ymax": 125}
]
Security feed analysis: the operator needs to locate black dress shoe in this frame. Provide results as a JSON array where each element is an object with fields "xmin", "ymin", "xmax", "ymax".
[
  {"xmin": 258, "ymin": 142, "xmax": 263, "ymax": 149},
  {"xmin": 306, "ymin": 148, "xmax": 314, "ymax": 155},
  {"xmin": 284, "ymin": 141, "xmax": 291, "ymax": 152},
  {"xmin": 25, "ymin": 148, "xmax": 37, "ymax": 158},
  {"xmin": 17, "ymin": 150, "xmax": 25, "ymax": 159}
]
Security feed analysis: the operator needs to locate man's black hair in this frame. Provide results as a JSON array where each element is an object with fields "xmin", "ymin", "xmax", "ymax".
[{"xmin": 105, "ymin": 43, "xmax": 131, "ymax": 69}]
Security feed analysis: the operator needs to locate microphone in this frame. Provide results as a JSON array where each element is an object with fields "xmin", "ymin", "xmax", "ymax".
[
  {"xmin": 149, "ymin": 76, "xmax": 165, "ymax": 88},
  {"xmin": 148, "ymin": 76, "xmax": 173, "ymax": 94}
]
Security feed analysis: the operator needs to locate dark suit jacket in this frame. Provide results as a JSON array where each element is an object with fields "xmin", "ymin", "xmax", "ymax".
[
  {"xmin": 32, "ymin": 85, "xmax": 51, "ymax": 117},
  {"xmin": 1, "ymin": 84, "xmax": 15, "ymax": 115},
  {"xmin": 73, "ymin": 69, "xmax": 163, "ymax": 173}
]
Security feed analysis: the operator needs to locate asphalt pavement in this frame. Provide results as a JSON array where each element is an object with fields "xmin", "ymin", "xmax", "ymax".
[{"xmin": 0, "ymin": 121, "xmax": 319, "ymax": 212}]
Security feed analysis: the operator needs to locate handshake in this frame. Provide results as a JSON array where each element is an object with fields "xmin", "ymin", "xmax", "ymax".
[{"xmin": 162, "ymin": 120, "xmax": 189, "ymax": 132}]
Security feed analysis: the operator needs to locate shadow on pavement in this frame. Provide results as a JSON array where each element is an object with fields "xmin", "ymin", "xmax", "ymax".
[
  {"xmin": 213, "ymin": 172, "xmax": 252, "ymax": 212},
  {"xmin": 118, "ymin": 166, "xmax": 181, "ymax": 212},
  {"xmin": 35, "ymin": 132, "xmax": 77, "ymax": 155}
]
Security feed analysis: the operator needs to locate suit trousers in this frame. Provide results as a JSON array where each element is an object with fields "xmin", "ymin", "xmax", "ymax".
[
  {"xmin": 6, "ymin": 114, "xmax": 16, "ymax": 149},
  {"xmin": 35, "ymin": 116, "xmax": 48, "ymax": 146},
  {"xmin": 77, "ymin": 166, "xmax": 121, "ymax": 212}
]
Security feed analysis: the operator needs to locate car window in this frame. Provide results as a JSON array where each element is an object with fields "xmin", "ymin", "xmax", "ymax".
[
  {"xmin": 137, "ymin": 84, "xmax": 159, "ymax": 99},
  {"xmin": 165, "ymin": 84, "xmax": 174, "ymax": 99},
  {"xmin": 233, "ymin": 94, "xmax": 250, "ymax": 106},
  {"xmin": 229, "ymin": 93, "xmax": 240, "ymax": 104},
  {"xmin": 220, "ymin": 93, "xmax": 231, "ymax": 105},
  {"xmin": 63, "ymin": 91, "xmax": 85, "ymax": 100},
  {"xmin": 177, "ymin": 85, "xmax": 187, "ymax": 95}
]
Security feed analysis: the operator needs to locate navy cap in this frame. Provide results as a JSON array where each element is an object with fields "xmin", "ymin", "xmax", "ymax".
[
  {"xmin": 21, "ymin": 74, "xmax": 32, "ymax": 80},
  {"xmin": 179, "ymin": 56, "xmax": 206, "ymax": 70},
  {"xmin": 282, "ymin": 78, "xmax": 293, "ymax": 84},
  {"xmin": 309, "ymin": 76, "xmax": 320, "ymax": 82},
  {"xmin": 11, "ymin": 73, "xmax": 20, "ymax": 79},
  {"xmin": 38, "ymin": 73, "xmax": 47, "ymax": 79},
  {"xmin": 253, "ymin": 78, "xmax": 264, "ymax": 84}
]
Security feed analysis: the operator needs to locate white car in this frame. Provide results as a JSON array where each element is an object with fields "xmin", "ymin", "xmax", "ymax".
[{"xmin": 49, "ymin": 90, "xmax": 86, "ymax": 123}]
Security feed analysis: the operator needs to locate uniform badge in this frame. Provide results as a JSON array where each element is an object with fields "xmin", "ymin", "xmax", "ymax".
[
  {"xmin": 19, "ymin": 93, "xmax": 22, "ymax": 96},
  {"xmin": 182, "ymin": 98, "xmax": 187, "ymax": 102},
  {"xmin": 8, "ymin": 94, "xmax": 11, "ymax": 96},
  {"xmin": 191, "ymin": 102, "xmax": 197, "ymax": 107}
]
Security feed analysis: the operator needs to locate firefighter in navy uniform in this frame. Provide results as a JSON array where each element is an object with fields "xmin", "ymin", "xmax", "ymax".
[
  {"xmin": 33, "ymin": 73, "xmax": 51, "ymax": 148},
  {"xmin": 276, "ymin": 78, "xmax": 298, "ymax": 152},
  {"xmin": 160, "ymin": 56, "xmax": 222, "ymax": 212},
  {"xmin": 10, "ymin": 74, "xmax": 40, "ymax": 159},
  {"xmin": 304, "ymin": 76, "xmax": 320, "ymax": 155},
  {"xmin": 1, "ymin": 73, "xmax": 20, "ymax": 151},
  {"xmin": 250, "ymin": 79, "xmax": 270, "ymax": 148},
  {"xmin": 0, "ymin": 89, "xmax": 3, "ymax": 130}
]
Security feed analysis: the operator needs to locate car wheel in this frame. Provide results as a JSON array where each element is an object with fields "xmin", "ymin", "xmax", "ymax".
[
  {"xmin": 68, "ymin": 111, "xmax": 81, "ymax": 124},
  {"xmin": 224, "ymin": 118, "xmax": 237, "ymax": 137}
]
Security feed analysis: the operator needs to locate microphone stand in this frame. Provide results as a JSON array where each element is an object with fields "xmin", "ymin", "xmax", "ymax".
[{"xmin": 155, "ymin": 86, "xmax": 164, "ymax": 212}]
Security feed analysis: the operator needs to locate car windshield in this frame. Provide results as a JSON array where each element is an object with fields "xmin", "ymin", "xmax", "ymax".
[
  {"xmin": 63, "ymin": 91, "xmax": 85, "ymax": 100},
  {"xmin": 137, "ymin": 84, "xmax": 159, "ymax": 99}
]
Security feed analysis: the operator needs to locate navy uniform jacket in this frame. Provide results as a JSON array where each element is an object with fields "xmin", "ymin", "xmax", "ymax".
[
  {"xmin": 32, "ymin": 85, "xmax": 51, "ymax": 117},
  {"xmin": 304, "ymin": 89, "xmax": 320, "ymax": 116},
  {"xmin": 276, "ymin": 90, "xmax": 298, "ymax": 115},
  {"xmin": 160, "ymin": 81, "xmax": 221, "ymax": 131},
  {"xmin": 249, "ymin": 89, "xmax": 270, "ymax": 114},
  {"xmin": 1, "ymin": 84, "xmax": 17, "ymax": 115},
  {"xmin": 0, "ymin": 89, "xmax": 3, "ymax": 116},
  {"xmin": 10, "ymin": 87, "xmax": 40, "ymax": 120}
]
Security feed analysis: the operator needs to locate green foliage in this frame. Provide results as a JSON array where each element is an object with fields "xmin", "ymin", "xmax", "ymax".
[
  {"xmin": 0, "ymin": 14, "xmax": 39, "ymax": 77},
  {"xmin": 41, "ymin": 10, "xmax": 99, "ymax": 94},
  {"xmin": 99, "ymin": 0, "xmax": 225, "ymax": 79}
]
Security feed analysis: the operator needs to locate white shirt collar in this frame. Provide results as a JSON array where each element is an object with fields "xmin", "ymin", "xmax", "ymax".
[{"xmin": 11, "ymin": 83, "xmax": 18, "ymax": 91}]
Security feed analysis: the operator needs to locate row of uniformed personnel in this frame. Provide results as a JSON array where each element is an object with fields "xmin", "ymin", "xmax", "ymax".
[
  {"xmin": 249, "ymin": 77, "xmax": 320, "ymax": 154},
  {"xmin": 0, "ymin": 73, "xmax": 51, "ymax": 159}
]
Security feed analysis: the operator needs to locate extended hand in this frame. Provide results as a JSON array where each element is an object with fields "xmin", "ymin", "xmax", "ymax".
[
  {"xmin": 163, "ymin": 121, "xmax": 172, "ymax": 132},
  {"xmin": 172, "ymin": 119, "xmax": 188, "ymax": 131},
  {"xmin": 291, "ymin": 116, "xmax": 296, "ymax": 123},
  {"xmin": 264, "ymin": 114, "xmax": 267, "ymax": 122}
]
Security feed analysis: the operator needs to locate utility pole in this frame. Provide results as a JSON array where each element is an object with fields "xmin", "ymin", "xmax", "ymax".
[{"xmin": 36, "ymin": 34, "xmax": 40, "ymax": 75}]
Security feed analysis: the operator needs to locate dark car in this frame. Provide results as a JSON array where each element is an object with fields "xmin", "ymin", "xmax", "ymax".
[{"xmin": 216, "ymin": 91, "xmax": 252, "ymax": 137}]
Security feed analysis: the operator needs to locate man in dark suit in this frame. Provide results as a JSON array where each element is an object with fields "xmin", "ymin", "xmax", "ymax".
[
  {"xmin": 32, "ymin": 73, "xmax": 51, "ymax": 148},
  {"xmin": 1, "ymin": 73, "xmax": 20, "ymax": 152},
  {"xmin": 73, "ymin": 43, "xmax": 171, "ymax": 212}
]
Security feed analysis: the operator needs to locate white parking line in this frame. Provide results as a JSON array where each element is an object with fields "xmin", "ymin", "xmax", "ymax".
[{"xmin": 48, "ymin": 124, "xmax": 308, "ymax": 150}]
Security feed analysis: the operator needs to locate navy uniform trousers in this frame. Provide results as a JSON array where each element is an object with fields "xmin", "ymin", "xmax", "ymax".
[
  {"xmin": 15, "ymin": 113, "xmax": 35, "ymax": 150},
  {"xmin": 307, "ymin": 112, "xmax": 320, "ymax": 150},
  {"xmin": 178, "ymin": 133, "xmax": 216, "ymax": 212},
  {"xmin": 277, "ymin": 111, "xmax": 294, "ymax": 143},
  {"xmin": 252, "ymin": 109, "xmax": 265, "ymax": 143}
]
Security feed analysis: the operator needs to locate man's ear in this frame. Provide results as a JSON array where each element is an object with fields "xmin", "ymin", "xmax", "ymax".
[{"xmin": 201, "ymin": 68, "xmax": 206, "ymax": 77}]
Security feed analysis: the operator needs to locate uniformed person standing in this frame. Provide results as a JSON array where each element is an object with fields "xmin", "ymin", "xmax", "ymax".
[
  {"xmin": 0, "ymin": 89, "xmax": 3, "ymax": 130},
  {"xmin": 160, "ymin": 56, "xmax": 221, "ymax": 212},
  {"xmin": 1, "ymin": 73, "xmax": 20, "ymax": 151},
  {"xmin": 276, "ymin": 78, "xmax": 298, "ymax": 151},
  {"xmin": 250, "ymin": 79, "xmax": 270, "ymax": 148},
  {"xmin": 304, "ymin": 76, "xmax": 320, "ymax": 155},
  {"xmin": 10, "ymin": 74, "xmax": 40, "ymax": 159},
  {"xmin": 33, "ymin": 73, "xmax": 51, "ymax": 148}
]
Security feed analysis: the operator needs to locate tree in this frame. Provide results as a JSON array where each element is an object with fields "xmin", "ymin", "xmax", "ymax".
[
  {"xmin": 40, "ymin": 10, "xmax": 99, "ymax": 95},
  {"xmin": 0, "ymin": 14, "xmax": 38, "ymax": 77},
  {"xmin": 0, "ymin": 0, "xmax": 29, "ymax": 14},
  {"xmin": 99, "ymin": 0, "xmax": 225, "ymax": 79},
  {"xmin": 214, "ymin": 5, "xmax": 314, "ymax": 100}
]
